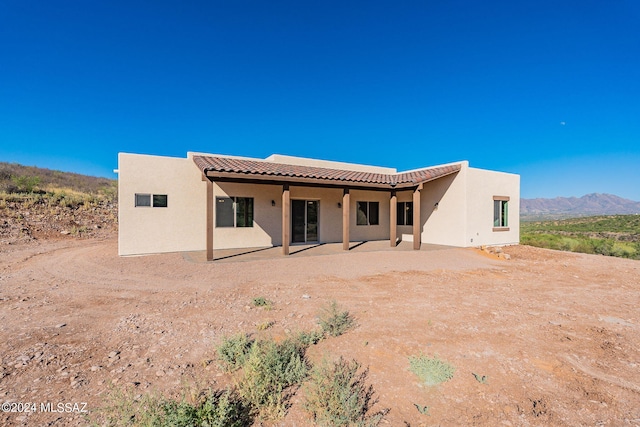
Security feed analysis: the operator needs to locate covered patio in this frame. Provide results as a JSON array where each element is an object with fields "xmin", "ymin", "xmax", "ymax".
[{"xmin": 193, "ymin": 155, "xmax": 461, "ymax": 261}]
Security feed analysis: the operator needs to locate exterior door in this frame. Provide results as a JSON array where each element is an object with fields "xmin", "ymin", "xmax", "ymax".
[{"xmin": 291, "ymin": 200, "xmax": 319, "ymax": 243}]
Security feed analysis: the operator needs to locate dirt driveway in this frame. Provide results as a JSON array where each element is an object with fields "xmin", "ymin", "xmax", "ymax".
[{"xmin": 1, "ymin": 237, "xmax": 639, "ymax": 426}]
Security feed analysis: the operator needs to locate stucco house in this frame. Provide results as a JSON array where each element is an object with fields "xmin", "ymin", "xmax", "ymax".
[{"xmin": 116, "ymin": 152, "xmax": 519, "ymax": 259}]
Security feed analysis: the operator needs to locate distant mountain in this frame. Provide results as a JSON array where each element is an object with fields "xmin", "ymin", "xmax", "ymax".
[{"xmin": 521, "ymin": 193, "xmax": 640, "ymax": 220}]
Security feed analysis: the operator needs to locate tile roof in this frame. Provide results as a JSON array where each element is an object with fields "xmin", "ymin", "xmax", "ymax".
[{"xmin": 193, "ymin": 155, "xmax": 461, "ymax": 188}]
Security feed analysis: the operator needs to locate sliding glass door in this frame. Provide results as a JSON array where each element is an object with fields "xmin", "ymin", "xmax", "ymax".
[{"xmin": 291, "ymin": 200, "xmax": 319, "ymax": 243}]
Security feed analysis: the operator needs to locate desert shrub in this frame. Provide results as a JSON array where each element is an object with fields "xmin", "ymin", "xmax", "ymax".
[
  {"xmin": 408, "ymin": 353, "xmax": 455, "ymax": 386},
  {"xmin": 521, "ymin": 215, "xmax": 640, "ymax": 260},
  {"xmin": 304, "ymin": 357, "xmax": 387, "ymax": 427},
  {"xmin": 256, "ymin": 320, "xmax": 275, "ymax": 331},
  {"xmin": 611, "ymin": 241, "xmax": 637, "ymax": 258},
  {"xmin": 295, "ymin": 329, "xmax": 325, "ymax": 346},
  {"xmin": 318, "ymin": 300, "xmax": 355, "ymax": 337},
  {"xmin": 573, "ymin": 240, "xmax": 596, "ymax": 254},
  {"xmin": 96, "ymin": 387, "xmax": 251, "ymax": 427},
  {"xmin": 238, "ymin": 338, "xmax": 308, "ymax": 420},
  {"xmin": 592, "ymin": 239, "xmax": 614, "ymax": 256},
  {"xmin": 1, "ymin": 182, "xmax": 19, "ymax": 193},
  {"xmin": 95, "ymin": 386, "xmax": 161, "ymax": 426},
  {"xmin": 47, "ymin": 188, "xmax": 102, "ymax": 209},
  {"xmin": 178, "ymin": 389, "xmax": 251, "ymax": 427},
  {"xmin": 216, "ymin": 333, "xmax": 253, "ymax": 372},
  {"xmin": 251, "ymin": 296, "xmax": 273, "ymax": 309},
  {"xmin": 558, "ymin": 237, "xmax": 580, "ymax": 251},
  {"xmin": 11, "ymin": 175, "xmax": 41, "ymax": 193}
]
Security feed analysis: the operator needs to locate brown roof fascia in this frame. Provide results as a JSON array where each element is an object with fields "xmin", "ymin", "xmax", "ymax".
[
  {"xmin": 196, "ymin": 155, "xmax": 461, "ymax": 191},
  {"xmin": 204, "ymin": 171, "xmax": 394, "ymax": 191}
]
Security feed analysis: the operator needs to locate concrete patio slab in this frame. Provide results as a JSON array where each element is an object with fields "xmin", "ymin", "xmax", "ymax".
[{"xmin": 182, "ymin": 240, "xmax": 456, "ymax": 263}]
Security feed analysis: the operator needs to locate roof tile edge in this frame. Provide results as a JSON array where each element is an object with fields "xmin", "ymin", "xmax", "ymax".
[{"xmin": 399, "ymin": 160, "xmax": 468, "ymax": 174}]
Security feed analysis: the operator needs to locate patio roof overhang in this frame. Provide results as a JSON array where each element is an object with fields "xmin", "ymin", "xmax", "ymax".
[
  {"xmin": 193, "ymin": 154, "xmax": 462, "ymax": 261},
  {"xmin": 193, "ymin": 155, "xmax": 461, "ymax": 190}
]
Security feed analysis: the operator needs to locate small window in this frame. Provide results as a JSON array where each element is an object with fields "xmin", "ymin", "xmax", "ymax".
[
  {"xmin": 135, "ymin": 193, "xmax": 167, "ymax": 208},
  {"xmin": 493, "ymin": 197, "xmax": 509, "ymax": 229},
  {"xmin": 153, "ymin": 194, "xmax": 168, "ymax": 207},
  {"xmin": 357, "ymin": 201, "xmax": 379, "ymax": 226},
  {"xmin": 216, "ymin": 197, "xmax": 254, "ymax": 228},
  {"xmin": 135, "ymin": 194, "xmax": 151, "ymax": 207},
  {"xmin": 397, "ymin": 202, "xmax": 413, "ymax": 226}
]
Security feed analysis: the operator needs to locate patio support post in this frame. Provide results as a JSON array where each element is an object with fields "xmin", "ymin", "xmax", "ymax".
[
  {"xmin": 204, "ymin": 176, "xmax": 214, "ymax": 261},
  {"xmin": 282, "ymin": 184, "xmax": 290, "ymax": 255},
  {"xmin": 342, "ymin": 188, "xmax": 350, "ymax": 250},
  {"xmin": 390, "ymin": 190, "xmax": 397, "ymax": 247},
  {"xmin": 413, "ymin": 184, "xmax": 422, "ymax": 250}
]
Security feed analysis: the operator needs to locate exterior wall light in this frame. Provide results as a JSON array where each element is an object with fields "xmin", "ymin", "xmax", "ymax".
[
  {"xmin": 337, "ymin": 202, "xmax": 342, "ymax": 208},
  {"xmin": 271, "ymin": 200, "xmax": 276, "ymax": 207}
]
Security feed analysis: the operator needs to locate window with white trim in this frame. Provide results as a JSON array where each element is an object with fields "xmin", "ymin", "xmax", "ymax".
[
  {"xmin": 397, "ymin": 201, "xmax": 413, "ymax": 226},
  {"xmin": 135, "ymin": 193, "xmax": 167, "ymax": 208},
  {"xmin": 493, "ymin": 197, "xmax": 509, "ymax": 229},
  {"xmin": 216, "ymin": 197, "xmax": 254, "ymax": 227},
  {"xmin": 357, "ymin": 201, "xmax": 379, "ymax": 226}
]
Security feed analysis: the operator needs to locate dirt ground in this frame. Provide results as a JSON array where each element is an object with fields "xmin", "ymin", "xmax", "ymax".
[{"xmin": 1, "ymin": 234, "xmax": 639, "ymax": 426}]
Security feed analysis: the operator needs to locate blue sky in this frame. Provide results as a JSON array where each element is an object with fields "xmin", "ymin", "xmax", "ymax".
[{"xmin": 1, "ymin": 0, "xmax": 639, "ymax": 200}]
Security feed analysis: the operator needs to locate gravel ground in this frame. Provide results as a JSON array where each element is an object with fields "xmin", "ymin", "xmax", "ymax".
[{"xmin": 1, "ymin": 236, "xmax": 639, "ymax": 426}]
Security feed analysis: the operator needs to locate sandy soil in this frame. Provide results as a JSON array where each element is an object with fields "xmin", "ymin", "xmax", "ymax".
[{"xmin": 1, "ymin": 236, "xmax": 639, "ymax": 426}]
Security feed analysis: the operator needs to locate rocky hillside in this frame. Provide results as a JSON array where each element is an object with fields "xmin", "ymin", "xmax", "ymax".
[
  {"xmin": 0, "ymin": 162, "xmax": 117, "ymax": 245},
  {"xmin": 521, "ymin": 193, "xmax": 640, "ymax": 220}
]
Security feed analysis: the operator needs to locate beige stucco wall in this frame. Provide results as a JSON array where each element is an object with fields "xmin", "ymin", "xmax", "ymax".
[
  {"xmin": 410, "ymin": 162, "xmax": 519, "ymax": 248},
  {"xmin": 118, "ymin": 153, "xmax": 520, "ymax": 255},
  {"xmin": 289, "ymin": 186, "xmax": 344, "ymax": 244},
  {"xmin": 118, "ymin": 153, "xmax": 207, "ymax": 256},
  {"xmin": 465, "ymin": 167, "xmax": 520, "ymax": 247},
  {"xmin": 349, "ymin": 190, "xmax": 391, "ymax": 242},
  {"xmin": 418, "ymin": 166, "xmax": 468, "ymax": 247},
  {"xmin": 213, "ymin": 182, "xmax": 282, "ymax": 249},
  {"xmin": 265, "ymin": 154, "xmax": 396, "ymax": 174},
  {"xmin": 209, "ymin": 185, "xmax": 392, "ymax": 249}
]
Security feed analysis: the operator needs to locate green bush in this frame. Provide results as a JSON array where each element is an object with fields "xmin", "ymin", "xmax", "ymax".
[
  {"xmin": 611, "ymin": 242, "xmax": 637, "ymax": 258},
  {"xmin": 304, "ymin": 357, "xmax": 387, "ymax": 427},
  {"xmin": 194, "ymin": 390, "xmax": 252, "ymax": 427},
  {"xmin": 295, "ymin": 329, "xmax": 325, "ymax": 346},
  {"xmin": 11, "ymin": 175, "xmax": 41, "ymax": 193},
  {"xmin": 96, "ymin": 387, "xmax": 251, "ymax": 427},
  {"xmin": 408, "ymin": 353, "xmax": 455, "ymax": 386},
  {"xmin": 318, "ymin": 300, "xmax": 355, "ymax": 337},
  {"xmin": 521, "ymin": 215, "xmax": 640, "ymax": 260},
  {"xmin": 216, "ymin": 333, "xmax": 253, "ymax": 372},
  {"xmin": 252, "ymin": 296, "xmax": 273, "ymax": 308},
  {"xmin": 238, "ymin": 338, "xmax": 309, "ymax": 420}
]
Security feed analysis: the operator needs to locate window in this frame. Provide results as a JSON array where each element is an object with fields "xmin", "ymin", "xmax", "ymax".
[
  {"xmin": 135, "ymin": 193, "xmax": 168, "ymax": 208},
  {"xmin": 153, "ymin": 194, "xmax": 168, "ymax": 208},
  {"xmin": 493, "ymin": 197, "xmax": 509, "ymax": 229},
  {"xmin": 397, "ymin": 202, "xmax": 413, "ymax": 226},
  {"xmin": 216, "ymin": 197, "xmax": 254, "ymax": 227},
  {"xmin": 357, "ymin": 201, "xmax": 379, "ymax": 226},
  {"xmin": 135, "ymin": 194, "xmax": 151, "ymax": 207}
]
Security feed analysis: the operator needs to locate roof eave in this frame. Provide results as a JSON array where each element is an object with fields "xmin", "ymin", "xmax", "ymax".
[
  {"xmin": 204, "ymin": 170, "xmax": 392, "ymax": 190},
  {"xmin": 393, "ymin": 168, "xmax": 461, "ymax": 189}
]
